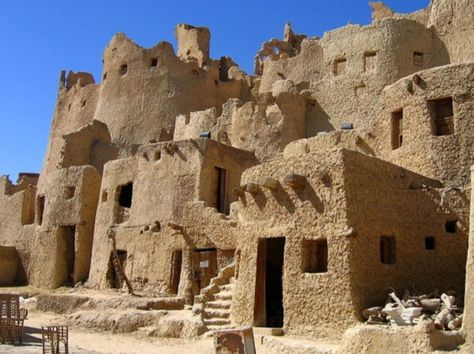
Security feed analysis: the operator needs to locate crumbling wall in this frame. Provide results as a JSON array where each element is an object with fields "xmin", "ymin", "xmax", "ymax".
[
  {"xmin": 175, "ymin": 24, "xmax": 210, "ymax": 67},
  {"xmin": 94, "ymin": 30, "xmax": 251, "ymax": 150},
  {"xmin": 29, "ymin": 166, "xmax": 101, "ymax": 288},
  {"xmin": 174, "ymin": 80, "xmax": 307, "ymax": 162},
  {"xmin": 254, "ymin": 23, "xmax": 306, "ymax": 76},
  {"xmin": 258, "ymin": 19, "xmax": 449, "ymax": 139},
  {"xmin": 41, "ymin": 71, "xmax": 100, "ymax": 177}
]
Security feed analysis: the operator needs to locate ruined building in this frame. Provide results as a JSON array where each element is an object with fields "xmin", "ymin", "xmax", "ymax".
[{"xmin": 2, "ymin": 0, "xmax": 474, "ymax": 347}]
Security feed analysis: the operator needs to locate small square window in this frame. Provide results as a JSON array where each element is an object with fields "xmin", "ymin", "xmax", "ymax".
[
  {"xmin": 380, "ymin": 236, "xmax": 396, "ymax": 265},
  {"xmin": 413, "ymin": 52, "xmax": 424, "ymax": 66},
  {"xmin": 364, "ymin": 52, "xmax": 377, "ymax": 72},
  {"xmin": 153, "ymin": 151, "xmax": 161, "ymax": 161},
  {"xmin": 120, "ymin": 64, "xmax": 128, "ymax": 76},
  {"xmin": 333, "ymin": 58, "xmax": 347, "ymax": 76},
  {"xmin": 302, "ymin": 239, "xmax": 328, "ymax": 273},
  {"xmin": 150, "ymin": 58, "xmax": 158, "ymax": 67},
  {"xmin": 65, "ymin": 186, "xmax": 75, "ymax": 199},
  {"xmin": 425, "ymin": 236, "xmax": 435, "ymax": 250},
  {"xmin": 446, "ymin": 220, "xmax": 457, "ymax": 234}
]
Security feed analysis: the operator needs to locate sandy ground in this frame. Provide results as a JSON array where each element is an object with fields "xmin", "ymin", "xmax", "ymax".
[
  {"xmin": 0, "ymin": 287, "xmax": 340, "ymax": 354},
  {"xmin": 0, "ymin": 309, "xmax": 280, "ymax": 354}
]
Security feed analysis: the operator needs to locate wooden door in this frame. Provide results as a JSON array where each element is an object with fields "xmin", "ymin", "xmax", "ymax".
[{"xmin": 192, "ymin": 249, "xmax": 218, "ymax": 296}]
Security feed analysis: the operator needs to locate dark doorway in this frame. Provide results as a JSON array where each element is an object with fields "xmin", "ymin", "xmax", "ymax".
[
  {"xmin": 192, "ymin": 249, "xmax": 218, "ymax": 297},
  {"xmin": 58, "ymin": 225, "xmax": 76, "ymax": 286},
  {"xmin": 170, "ymin": 250, "xmax": 183, "ymax": 294},
  {"xmin": 118, "ymin": 182, "xmax": 133, "ymax": 208},
  {"xmin": 108, "ymin": 250, "xmax": 128, "ymax": 289},
  {"xmin": 214, "ymin": 167, "xmax": 228, "ymax": 215},
  {"xmin": 254, "ymin": 237, "xmax": 285, "ymax": 328}
]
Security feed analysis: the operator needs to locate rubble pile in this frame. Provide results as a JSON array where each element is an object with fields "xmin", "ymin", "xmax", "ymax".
[{"xmin": 363, "ymin": 290, "xmax": 463, "ymax": 330}]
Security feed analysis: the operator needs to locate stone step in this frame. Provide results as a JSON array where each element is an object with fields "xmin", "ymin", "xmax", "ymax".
[
  {"xmin": 136, "ymin": 326, "xmax": 157, "ymax": 337},
  {"xmin": 214, "ymin": 291, "xmax": 232, "ymax": 301},
  {"xmin": 206, "ymin": 300, "xmax": 231, "ymax": 309},
  {"xmin": 202, "ymin": 308, "xmax": 230, "ymax": 319},
  {"xmin": 219, "ymin": 283, "xmax": 234, "ymax": 292},
  {"xmin": 210, "ymin": 277, "xmax": 228, "ymax": 287},
  {"xmin": 192, "ymin": 303, "xmax": 202, "ymax": 315},
  {"xmin": 216, "ymin": 265, "xmax": 235, "ymax": 279},
  {"xmin": 203, "ymin": 318, "xmax": 231, "ymax": 326},
  {"xmin": 194, "ymin": 295, "xmax": 204, "ymax": 304},
  {"xmin": 206, "ymin": 324, "xmax": 236, "ymax": 332}
]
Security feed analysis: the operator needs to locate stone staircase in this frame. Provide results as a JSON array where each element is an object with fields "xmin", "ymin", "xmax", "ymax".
[{"xmin": 192, "ymin": 263, "xmax": 235, "ymax": 331}]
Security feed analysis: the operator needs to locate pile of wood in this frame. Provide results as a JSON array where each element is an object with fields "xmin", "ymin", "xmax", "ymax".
[{"xmin": 362, "ymin": 290, "xmax": 463, "ymax": 330}]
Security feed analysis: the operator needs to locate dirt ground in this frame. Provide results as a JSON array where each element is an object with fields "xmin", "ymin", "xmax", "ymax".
[
  {"xmin": 0, "ymin": 310, "xmax": 212, "ymax": 354},
  {"xmin": 0, "ymin": 308, "xmax": 287, "ymax": 354}
]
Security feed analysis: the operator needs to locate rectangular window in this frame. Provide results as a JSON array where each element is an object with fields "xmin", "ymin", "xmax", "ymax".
[
  {"xmin": 425, "ymin": 236, "xmax": 436, "ymax": 250},
  {"xmin": 150, "ymin": 58, "xmax": 158, "ymax": 67},
  {"xmin": 334, "ymin": 58, "xmax": 347, "ymax": 76},
  {"xmin": 115, "ymin": 182, "xmax": 133, "ymax": 224},
  {"xmin": 302, "ymin": 239, "xmax": 328, "ymax": 273},
  {"xmin": 215, "ymin": 167, "xmax": 228, "ymax": 215},
  {"xmin": 380, "ymin": 236, "xmax": 396, "ymax": 265},
  {"xmin": 391, "ymin": 110, "xmax": 403, "ymax": 150},
  {"xmin": 364, "ymin": 52, "xmax": 377, "ymax": 72},
  {"xmin": 431, "ymin": 97, "xmax": 454, "ymax": 136},
  {"xmin": 118, "ymin": 182, "xmax": 133, "ymax": 208}
]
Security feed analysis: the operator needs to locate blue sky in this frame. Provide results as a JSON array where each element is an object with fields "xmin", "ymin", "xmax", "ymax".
[{"xmin": 0, "ymin": 0, "xmax": 430, "ymax": 180}]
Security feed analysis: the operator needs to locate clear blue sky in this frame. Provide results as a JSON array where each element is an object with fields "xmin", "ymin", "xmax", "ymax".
[{"xmin": 0, "ymin": 0, "xmax": 430, "ymax": 180}]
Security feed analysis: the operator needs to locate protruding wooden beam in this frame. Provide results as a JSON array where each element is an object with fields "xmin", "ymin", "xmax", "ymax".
[
  {"xmin": 233, "ymin": 187, "xmax": 244, "ymax": 197},
  {"xmin": 243, "ymin": 183, "xmax": 259, "ymax": 194},
  {"xmin": 283, "ymin": 173, "xmax": 306, "ymax": 189},
  {"xmin": 258, "ymin": 177, "xmax": 278, "ymax": 190}
]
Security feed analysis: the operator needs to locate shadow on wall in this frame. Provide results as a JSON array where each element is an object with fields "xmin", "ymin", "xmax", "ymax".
[
  {"xmin": 0, "ymin": 246, "xmax": 28, "ymax": 286},
  {"xmin": 306, "ymin": 101, "xmax": 335, "ymax": 137}
]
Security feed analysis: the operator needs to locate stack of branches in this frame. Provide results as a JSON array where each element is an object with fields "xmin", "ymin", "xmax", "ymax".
[{"xmin": 362, "ymin": 289, "xmax": 462, "ymax": 330}]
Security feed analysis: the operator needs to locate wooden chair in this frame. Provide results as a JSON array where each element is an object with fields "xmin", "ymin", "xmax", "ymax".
[
  {"xmin": 42, "ymin": 326, "xmax": 69, "ymax": 354},
  {"xmin": 0, "ymin": 293, "xmax": 28, "ymax": 344}
]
